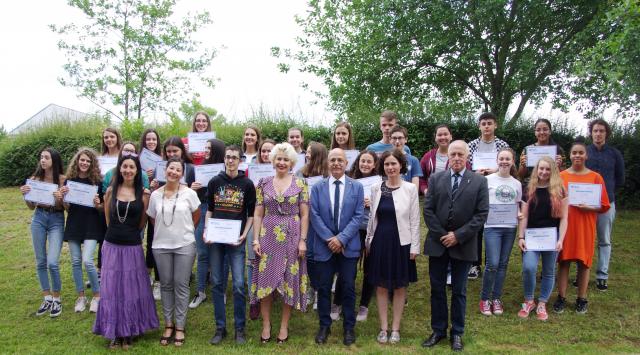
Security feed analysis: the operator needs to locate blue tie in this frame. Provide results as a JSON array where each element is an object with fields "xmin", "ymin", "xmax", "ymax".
[
  {"xmin": 333, "ymin": 180, "xmax": 341, "ymax": 233},
  {"xmin": 452, "ymin": 173, "xmax": 461, "ymax": 195}
]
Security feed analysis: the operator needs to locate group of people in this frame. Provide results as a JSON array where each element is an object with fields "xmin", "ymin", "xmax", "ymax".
[{"xmin": 19, "ymin": 109, "xmax": 624, "ymax": 351}]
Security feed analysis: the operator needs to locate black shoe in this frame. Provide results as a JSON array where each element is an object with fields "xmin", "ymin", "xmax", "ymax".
[
  {"xmin": 276, "ymin": 328, "xmax": 289, "ymax": 344},
  {"xmin": 235, "ymin": 328, "xmax": 246, "ymax": 344},
  {"xmin": 315, "ymin": 326, "xmax": 330, "ymax": 344},
  {"xmin": 209, "ymin": 328, "xmax": 227, "ymax": 345},
  {"xmin": 575, "ymin": 297, "xmax": 588, "ymax": 314},
  {"xmin": 553, "ymin": 296, "xmax": 566, "ymax": 314},
  {"xmin": 596, "ymin": 279, "xmax": 608, "ymax": 291},
  {"xmin": 451, "ymin": 334, "xmax": 463, "ymax": 352},
  {"xmin": 422, "ymin": 333, "xmax": 446, "ymax": 348},
  {"xmin": 343, "ymin": 329, "xmax": 356, "ymax": 346}
]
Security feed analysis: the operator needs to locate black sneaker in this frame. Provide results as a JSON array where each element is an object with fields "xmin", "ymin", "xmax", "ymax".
[
  {"xmin": 209, "ymin": 328, "xmax": 227, "ymax": 345},
  {"xmin": 36, "ymin": 299, "xmax": 53, "ymax": 316},
  {"xmin": 50, "ymin": 300, "xmax": 62, "ymax": 318},
  {"xmin": 575, "ymin": 298, "xmax": 588, "ymax": 314},
  {"xmin": 552, "ymin": 296, "xmax": 566, "ymax": 314},
  {"xmin": 596, "ymin": 279, "xmax": 608, "ymax": 291},
  {"xmin": 235, "ymin": 328, "xmax": 246, "ymax": 344}
]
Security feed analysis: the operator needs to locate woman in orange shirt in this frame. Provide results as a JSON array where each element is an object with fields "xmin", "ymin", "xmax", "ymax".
[{"xmin": 553, "ymin": 141, "xmax": 609, "ymax": 314}]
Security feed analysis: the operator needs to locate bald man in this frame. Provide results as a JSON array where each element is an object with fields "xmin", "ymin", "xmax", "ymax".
[
  {"xmin": 308, "ymin": 148, "xmax": 364, "ymax": 346},
  {"xmin": 422, "ymin": 140, "xmax": 489, "ymax": 352}
]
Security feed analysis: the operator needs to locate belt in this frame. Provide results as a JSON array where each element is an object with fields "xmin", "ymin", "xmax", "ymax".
[{"xmin": 36, "ymin": 206, "xmax": 63, "ymax": 213}]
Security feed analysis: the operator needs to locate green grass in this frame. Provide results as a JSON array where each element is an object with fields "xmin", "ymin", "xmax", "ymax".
[{"xmin": 1, "ymin": 186, "xmax": 639, "ymax": 354}]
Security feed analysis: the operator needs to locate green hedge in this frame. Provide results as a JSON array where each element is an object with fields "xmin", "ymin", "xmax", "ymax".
[{"xmin": 1, "ymin": 116, "xmax": 637, "ymax": 208}]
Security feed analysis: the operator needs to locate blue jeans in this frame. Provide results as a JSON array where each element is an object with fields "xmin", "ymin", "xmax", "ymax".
[
  {"xmin": 68, "ymin": 239, "xmax": 100, "ymax": 294},
  {"xmin": 31, "ymin": 209, "xmax": 64, "ymax": 292},
  {"xmin": 522, "ymin": 250, "xmax": 558, "ymax": 302},
  {"xmin": 209, "ymin": 242, "xmax": 246, "ymax": 330},
  {"xmin": 596, "ymin": 202, "xmax": 616, "ymax": 280},
  {"xmin": 194, "ymin": 203, "xmax": 209, "ymax": 292},
  {"xmin": 310, "ymin": 255, "xmax": 359, "ymax": 330},
  {"xmin": 429, "ymin": 251, "xmax": 471, "ymax": 337},
  {"xmin": 480, "ymin": 227, "xmax": 516, "ymax": 300}
]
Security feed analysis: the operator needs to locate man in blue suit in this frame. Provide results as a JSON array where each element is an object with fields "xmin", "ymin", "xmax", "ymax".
[{"xmin": 309, "ymin": 148, "xmax": 364, "ymax": 346}]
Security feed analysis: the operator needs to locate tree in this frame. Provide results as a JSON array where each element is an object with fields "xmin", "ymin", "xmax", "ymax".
[
  {"xmin": 0, "ymin": 125, "xmax": 7, "ymax": 142},
  {"xmin": 50, "ymin": 0, "xmax": 216, "ymax": 120},
  {"xmin": 168, "ymin": 95, "xmax": 226, "ymax": 125},
  {"xmin": 278, "ymin": 0, "xmax": 614, "ymax": 125}
]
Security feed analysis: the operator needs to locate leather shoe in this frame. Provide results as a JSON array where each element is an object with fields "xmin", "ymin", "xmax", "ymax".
[
  {"xmin": 209, "ymin": 328, "xmax": 227, "ymax": 345},
  {"xmin": 343, "ymin": 329, "xmax": 356, "ymax": 346},
  {"xmin": 421, "ymin": 333, "xmax": 446, "ymax": 348},
  {"xmin": 451, "ymin": 334, "xmax": 464, "ymax": 352},
  {"xmin": 315, "ymin": 326, "xmax": 330, "ymax": 344}
]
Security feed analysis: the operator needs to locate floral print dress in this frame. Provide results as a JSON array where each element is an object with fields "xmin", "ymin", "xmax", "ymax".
[{"xmin": 250, "ymin": 175, "xmax": 310, "ymax": 311}]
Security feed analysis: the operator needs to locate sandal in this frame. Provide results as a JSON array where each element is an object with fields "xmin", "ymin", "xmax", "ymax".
[
  {"xmin": 160, "ymin": 326, "xmax": 174, "ymax": 346},
  {"xmin": 107, "ymin": 338, "xmax": 122, "ymax": 349},
  {"xmin": 174, "ymin": 328, "xmax": 186, "ymax": 347},
  {"xmin": 121, "ymin": 337, "xmax": 133, "ymax": 350},
  {"xmin": 276, "ymin": 327, "xmax": 289, "ymax": 344},
  {"xmin": 260, "ymin": 324, "xmax": 272, "ymax": 344}
]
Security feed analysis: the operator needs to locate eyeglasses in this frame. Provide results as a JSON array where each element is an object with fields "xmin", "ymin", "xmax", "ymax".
[
  {"xmin": 225, "ymin": 155, "xmax": 240, "ymax": 161},
  {"xmin": 390, "ymin": 136, "xmax": 406, "ymax": 141}
]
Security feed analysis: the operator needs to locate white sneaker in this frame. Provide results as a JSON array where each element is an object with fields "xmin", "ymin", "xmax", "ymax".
[
  {"xmin": 356, "ymin": 306, "xmax": 368, "ymax": 322},
  {"xmin": 189, "ymin": 292, "xmax": 207, "ymax": 309},
  {"xmin": 330, "ymin": 304, "xmax": 341, "ymax": 321},
  {"xmin": 446, "ymin": 272, "xmax": 452, "ymax": 286},
  {"xmin": 313, "ymin": 291, "xmax": 318, "ymax": 310},
  {"xmin": 150, "ymin": 275, "xmax": 154, "ymax": 286},
  {"xmin": 74, "ymin": 296, "xmax": 87, "ymax": 312},
  {"xmin": 89, "ymin": 297, "xmax": 100, "ymax": 313},
  {"xmin": 153, "ymin": 282, "xmax": 161, "ymax": 301},
  {"xmin": 223, "ymin": 294, "xmax": 227, "ymax": 305}
]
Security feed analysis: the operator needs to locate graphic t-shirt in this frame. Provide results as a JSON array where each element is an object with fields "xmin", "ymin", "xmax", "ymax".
[{"xmin": 485, "ymin": 173, "xmax": 522, "ymax": 228}]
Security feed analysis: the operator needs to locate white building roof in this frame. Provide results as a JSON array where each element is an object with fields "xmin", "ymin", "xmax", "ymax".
[{"xmin": 10, "ymin": 103, "xmax": 89, "ymax": 134}]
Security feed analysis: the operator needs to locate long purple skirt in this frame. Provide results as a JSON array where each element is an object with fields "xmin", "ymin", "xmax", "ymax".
[{"xmin": 93, "ymin": 241, "xmax": 159, "ymax": 340}]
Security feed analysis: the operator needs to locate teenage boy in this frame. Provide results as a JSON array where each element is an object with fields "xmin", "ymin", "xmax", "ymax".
[
  {"xmin": 466, "ymin": 112, "xmax": 510, "ymax": 279},
  {"xmin": 288, "ymin": 127, "xmax": 306, "ymax": 154},
  {"xmin": 586, "ymin": 119, "xmax": 625, "ymax": 291},
  {"xmin": 366, "ymin": 110, "xmax": 411, "ymax": 155},
  {"xmin": 205, "ymin": 145, "xmax": 256, "ymax": 345},
  {"xmin": 390, "ymin": 125, "xmax": 423, "ymax": 192}
]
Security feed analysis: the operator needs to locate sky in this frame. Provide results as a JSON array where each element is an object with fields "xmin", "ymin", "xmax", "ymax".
[{"xmin": 0, "ymin": 0, "xmax": 333, "ymax": 132}]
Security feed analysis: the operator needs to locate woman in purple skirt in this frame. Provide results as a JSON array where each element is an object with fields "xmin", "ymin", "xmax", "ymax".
[{"xmin": 93, "ymin": 153, "xmax": 159, "ymax": 349}]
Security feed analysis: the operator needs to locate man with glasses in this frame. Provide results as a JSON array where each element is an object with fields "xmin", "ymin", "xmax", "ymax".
[
  {"xmin": 390, "ymin": 126, "xmax": 423, "ymax": 192},
  {"xmin": 205, "ymin": 145, "xmax": 256, "ymax": 345}
]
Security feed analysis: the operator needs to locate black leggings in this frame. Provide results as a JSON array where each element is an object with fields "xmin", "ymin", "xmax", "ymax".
[{"xmin": 145, "ymin": 222, "xmax": 159, "ymax": 281}]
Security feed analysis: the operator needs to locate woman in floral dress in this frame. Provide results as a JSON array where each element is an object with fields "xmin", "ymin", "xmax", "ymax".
[{"xmin": 251, "ymin": 142, "xmax": 310, "ymax": 344}]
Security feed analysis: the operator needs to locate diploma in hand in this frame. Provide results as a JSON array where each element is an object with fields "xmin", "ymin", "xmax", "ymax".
[
  {"xmin": 63, "ymin": 180, "xmax": 98, "ymax": 207},
  {"xmin": 24, "ymin": 179, "xmax": 58, "ymax": 206},
  {"xmin": 195, "ymin": 163, "xmax": 225, "ymax": 185},
  {"xmin": 292, "ymin": 153, "xmax": 306, "ymax": 174},
  {"xmin": 139, "ymin": 148, "xmax": 163, "ymax": 171},
  {"xmin": 525, "ymin": 227, "xmax": 557, "ymax": 251},
  {"xmin": 486, "ymin": 203, "xmax": 518, "ymax": 225},
  {"xmin": 306, "ymin": 175, "xmax": 324, "ymax": 188},
  {"xmin": 472, "ymin": 152, "xmax": 498, "ymax": 171},
  {"xmin": 248, "ymin": 163, "xmax": 276, "ymax": 186},
  {"xmin": 568, "ymin": 183, "xmax": 602, "ymax": 208},
  {"xmin": 526, "ymin": 145, "xmax": 556, "ymax": 167},
  {"xmin": 344, "ymin": 150, "xmax": 359, "ymax": 170},
  {"xmin": 206, "ymin": 218, "xmax": 242, "ymax": 244},
  {"xmin": 187, "ymin": 132, "xmax": 216, "ymax": 153},
  {"xmin": 97, "ymin": 156, "xmax": 117, "ymax": 176},
  {"xmin": 357, "ymin": 175, "xmax": 382, "ymax": 199}
]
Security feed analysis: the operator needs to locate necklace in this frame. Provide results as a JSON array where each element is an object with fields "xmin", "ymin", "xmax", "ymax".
[
  {"xmin": 116, "ymin": 199, "xmax": 131, "ymax": 223},
  {"xmin": 161, "ymin": 187, "xmax": 180, "ymax": 227}
]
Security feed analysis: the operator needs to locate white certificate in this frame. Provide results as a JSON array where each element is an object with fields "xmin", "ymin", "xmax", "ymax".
[
  {"xmin": 344, "ymin": 150, "xmax": 360, "ymax": 171},
  {"xmin": 63, "ymin": 180, "xmax": 98, "ymax": 207},
  {"xmin": 486, "ymin": 203, "xmax": 518, "ymax": 225},
  {"xmin": 155, "ymin": 161, "xmax": 187, "ymax": 184},
  {"xmin": 195, "ymin": 163, "xmax": 224, "ymax": 185},
  {"xmin": 24, "ymin": 179, "xmax": 58, "ymax": 206},
  {"xmin": 306, "ymin": 175, "xmax": 324, "ymax": 189},
  {"xmin": 248, "ymin": 163, "xmax": 275, "ymax": 186},
  {"xmin": 568, "ymin": 183, "xmax": 602, "ymax": 207},
  {"xmin": 139, "ymin": 148, "xmax": 163, "ymax": 171},
  {"xmin": 472, "ymin": 152, "xmax": 498, "ymax": 171},
  {"xmin": 187, "ymin": 132, "xmax": 216, "ymax": 153},
  {"xmin": 206, "ymin": 218, "xmax": 242, "ymax": 244},
  {"xmin": 525, "ymin": 227, "xmax": 558, "ymax": 251},
  {"xmin": 357, "ymin": 175, "xmax": 382, "ymax": 199},
  {"xmin": 292, "ymin": 153, "xmax": 306, "ymax": 173},
  {"xmin": 97, "ymin": 156, "xmax": 117, "ymax": 176},
  {"xmin": 526, "ymin": 145, "xmax": 557, "ymax": 167}
]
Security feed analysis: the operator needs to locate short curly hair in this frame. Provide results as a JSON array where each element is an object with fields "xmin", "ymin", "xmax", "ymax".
[{"xmin": 269, "ymin": 142, "xmax": 299, "ymax": 167}]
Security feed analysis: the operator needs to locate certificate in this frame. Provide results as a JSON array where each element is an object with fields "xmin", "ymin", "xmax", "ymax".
[
  {"xmin": 526, "ymin": 145, "xmax": 557, "ymax": 167},
  {"xmin": 195, "ymin": 163, "xmax": 225, "ymax": 185},
  {"xmin": 155, "ymin": 161, "xmax": 187, "ymax": 184},
  {"xmin": 344, "ymin": 149, "xmax": 360, "ymax": 171},
  {"xmin": 63, "ymin": 180, "xmax": 98, "ymax": 207},
  {"xmin": 306, "ymin": 175, "xmax": 324, "ymax": 189},
  {"xmin": 525, "ymin": 227, "xmax": 557, "ymax": 251},
  {"xmin": 568, "ymin": 183, "xmax": 602, "ymax": 207},
  {"xmin": 97, "ymin": 156, "xmax": 117, "ymax": 176},
  {"xmin": 357, "ymin": 175, "xmax": 382, "ymax": 199},
  {"xmin": 187, "ymin": 132, "xmax": 216, "ymax": 153},
  {"xmin": 486, "ymin": 203, "xmax": 518, "ymax": 225},
  {"xmin": 139, "ymin": 148, "xmax": 163, "ymax": 171},
  {"xmin": 472, "ymin": 152, "xmax": 498, "ymax": 171},
  {"xmin": 292, "ymin": 153, "xmax": 306, "ymax": 173},
  {"xmin": 247, "ymin": 163, "xmax": 275, "ymax": 186},
  {"xmin": 23, "ymin": 179, "xmax": 58, "ymax": 206},
  {"xmin": 206, "ymin": 218, "xmax": 242, "ymax": 244}
]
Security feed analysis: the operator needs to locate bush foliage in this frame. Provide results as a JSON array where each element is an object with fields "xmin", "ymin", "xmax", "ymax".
[{"xmin": 1, "ymin": 115, "xmax": 637, "ymax": 208}]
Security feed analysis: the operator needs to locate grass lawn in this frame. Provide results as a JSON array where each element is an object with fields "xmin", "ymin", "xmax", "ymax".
[{"xmin": 1, "ymin": 186, "xmax": 639, "ymax": 354}]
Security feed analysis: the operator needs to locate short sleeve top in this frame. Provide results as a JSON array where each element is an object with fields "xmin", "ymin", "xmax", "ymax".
[{"xmin": 147, "ymin": 186, "xmax": 200, "ymax": 249}]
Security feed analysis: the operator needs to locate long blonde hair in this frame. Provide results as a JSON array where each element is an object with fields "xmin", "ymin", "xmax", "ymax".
[{"xmin": 527, "ymin": 156, "xmax": 564, "ymax": 218}]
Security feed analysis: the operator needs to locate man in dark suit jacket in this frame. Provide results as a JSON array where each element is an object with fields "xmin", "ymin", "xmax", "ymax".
[
  {"xmin": 309, "ymin": 148, "xmax": 364, "ymax": 346},
  {"xmin": 421, "ymin": 140, "xmax": 489, "ymax": 352}
]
